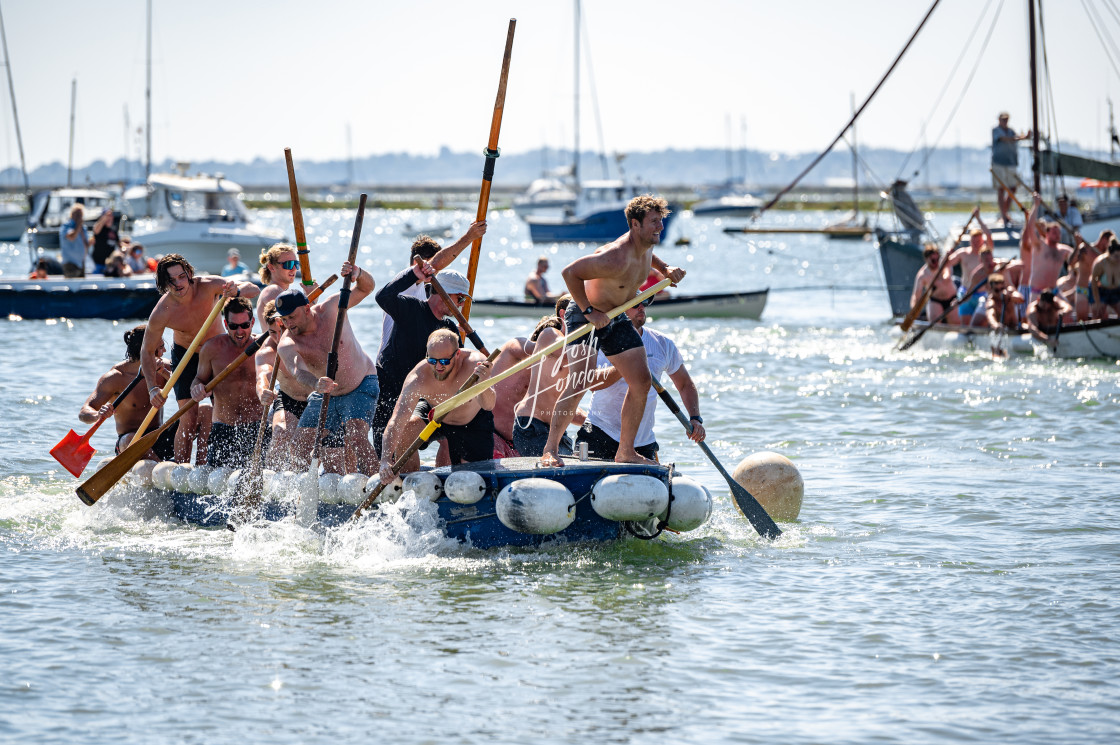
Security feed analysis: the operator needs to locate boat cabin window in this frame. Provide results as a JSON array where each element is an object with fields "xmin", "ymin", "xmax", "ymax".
[
  {"xmin": 39, "ymin": 194, "xmax": 112, "ymax": 228},
  {"xmin": 164, "ymin": 189, "xmax": 247, "ymax": 223}
]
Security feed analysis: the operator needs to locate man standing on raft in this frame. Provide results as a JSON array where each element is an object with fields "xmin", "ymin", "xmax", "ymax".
[{"xmin": 538, "ymin": 195, "xmax": 685, "ymax": 467}]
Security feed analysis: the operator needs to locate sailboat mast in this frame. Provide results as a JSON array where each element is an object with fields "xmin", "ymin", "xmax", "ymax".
[
  {"xmin": 67, "ymin": 79, "xmax": 76, "ymax": 187},
  {"xmin": 145, "ymin": 0, "xmax": 152, "ymax": 183},
  {"xmin": 1028, "ymin": 0, "xmax": 1040, "ymax": 194},
  {"xmin": 850, "ymin": 92, "xmax": 858, "ymax": 216},
  {"xmin": 572, "ymin": 0, "xmax": 579, "ymax": 190},
  {"xmin": 0, "ymin": 1, "xmax": 29, "ymax": 196}
]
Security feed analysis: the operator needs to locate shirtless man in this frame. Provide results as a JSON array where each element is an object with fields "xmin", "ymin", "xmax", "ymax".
[
  {"xmin": 379, "ymin": 329, "xmax": 495, "ymax": 480},
  {"xmin": 513, "ymin": 316, "xmax": 584, "ymax": 458},
  {"xmin": 524, "ymin": 256, "xmax": 556, "ymax": 304},
  {"xmin": 1023, "ymin": 194, "xmax": 1074, "ymax": 306},
  {"xmin": 539, "ymin": 195, "xmax": 685, "ymax": 467},
  {"xmin": 489, "ymin": 335, "xmax": 532, "ymax": 458},
  {"xmin": 275, "ymin": 260, "xmax": 378, "ymax": 474},
  {"xmin": 1091, "ymin": 237, "xmax": 1120, "ymax": 319},
  {"xmin": 958, "ymin": 247, "xmax": 1000, "ymax": 327},
  {"xmin": 948, "ymin": 208, "xmax": 993, "ymax": 291},
  {"xmin": 189, "ymin": 297, "xmax": 264, "ymax": 468},
  {"xmin": 910, "ymin": 244, "xmax": 961, "ymax": 325},
  {"xmin": 1060, "ymin": 230, "xmax": 1108, "ymax": 321},
  {"xmin": 984, "ymin": 273, "xmax": 1026, "ymax": 331},
  {"xmin": 79, "ymin": 324, "xmax": 174, "ymax": 460},
  {"xmin": 1026, "ymin": 290, "xmax": 1073, "ymax": 352},
  {"xmin": 255, "ymin": 299, "xmax": 315, "ymax": 469},
  {"xmin": 256, "ymin": 243, "xmax": 317, "ymax": 332},
  {"xmin": 142, "ymin": 254, "xmax": 260, "ymax": 464}
]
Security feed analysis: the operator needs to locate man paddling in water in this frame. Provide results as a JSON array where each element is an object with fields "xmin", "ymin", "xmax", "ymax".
[
  {"xmin": 189, "ymin": 297, "xmax": 265, "ymax": 468},
  {"xmin": 1026, "ymin": 290, "xmax": 1073, "ymax": 353},
  {"xmin": 538, "ymin": 195, "xmax": 685, "ymax": 467},
  {"xmin": 142, "ymin": 254, "xmax": 260, "ymax": 464},
  {"xmin": 1090, "ymin": 237, "xmax": 1120, "ymax": 319},
  {"xmin": 910, "ymin": 244, "xmax": 962, "ymax": 325},
  {"xmin": 1023, "ymin": 194, "xmax": 1074, "ymax": 306},
  {"xmin": 79, "ymin": 324, "xmax": 175, "ymax": 460}
]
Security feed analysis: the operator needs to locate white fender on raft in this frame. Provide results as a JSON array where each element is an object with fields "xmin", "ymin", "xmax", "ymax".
[
  {"xmin": 129, "ymin": 459, "xmax": 158, "ymax": 488},
  {"xmin": 151, "ymin": 461, "xmax": 176, "ymax": 491},
  {"xmin": 444, "ymin": 470, "xmax": 487, "ymax": 505},
  {"xmin": 364, "ymin": 474, "xmax": 404, "ymax": 504},
  {"xmin": 187, "ymin": 465, "xmax": 212, "ymax": 494},
  {"xmin": 265, "ymin": 470, "xmax": 294, "ymax": 500},
  {"xmin": 660, "ymin": 475, "xmax": 712, "ymax": 532},
  {"xmin": 590, "ymin": 474, "xmax": 669, "ymax": 522},
  {"xmin": 402, "ymin": 471, "xmax": 443, "ymax": 502},
  {"xmin": 318, "ymin": 473, "xmax": 342, "ymax": 504},
  {"xmin": 337, "ymin": 473, "xmax": 367, "ymax": 504},
  {"xmin": 293, "ymin": 471, "xmax": 319, "ymax": 526},
  {"xmin": 225, "ymin": 469, "xmax": 244, "ymax": 495},
  {"xmin": 169, "ymin": 464, "xmax": 193, "ymax": 493},
  {"xmin": 207, "ymin": 466, "xmax": 233, "ymax": 495},
  {"xmin": 496, "ymin": 478, "xmax": 575, "ymax": 535}
]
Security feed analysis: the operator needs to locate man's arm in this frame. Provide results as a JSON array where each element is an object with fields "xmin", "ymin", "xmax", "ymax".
[
  {"xmin": 376, "ymin": 265, "xmax": 426, "ymax": 315},
  {"xmin": 141, "ymin": 309, "xmax": 169, "ymax": 407},
  {"xmin": 189, "ymin": 341, "xmax": 217, "ymax": 402},
  {"xmin": 668, "ymin": 364, "xmax": 705, "ymax": 443},
  {"xmin": 277, "ymin": 337, "xmax": 321, "ymax": 393},
  {"xmin": 650, "ymin": 254, "xmax": 685, "ymax": 285},
  {"xmin": 78, "ymin": 370, "xmax": 122, "ymax": 424},
  {"xmin": 341, "ymin": 261, "xmax": 376, "ymax": 306},
  {"xmin": 429, "ymin": 220, "xmax": 487, "ymax": 272},
  {"xmin": 256, "ymin": 341, "xmax": 278, "ymax": 407}
]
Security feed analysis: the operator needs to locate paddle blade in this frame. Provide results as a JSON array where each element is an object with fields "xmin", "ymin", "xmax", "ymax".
[{"xmin": 50, "ymin": 430, "xmax": 97, "ymax": 478}]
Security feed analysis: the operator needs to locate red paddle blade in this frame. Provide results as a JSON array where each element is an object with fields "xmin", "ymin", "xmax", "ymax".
[{"xmin": 50, "ymin": 430, "xmax": 97, "ymax": 478}]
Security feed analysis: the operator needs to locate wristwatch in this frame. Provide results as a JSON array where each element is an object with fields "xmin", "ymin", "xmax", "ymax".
[
  {"xmin": 689, "ymin": 415, "xmax": 703, "ymax": 424},
  {"xmin": 583, "ymin": 305, "xmax": 595, "ymax": 315}
]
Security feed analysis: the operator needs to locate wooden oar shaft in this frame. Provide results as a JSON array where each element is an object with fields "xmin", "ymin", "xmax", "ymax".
[
  {"xmin": 650, "ymin": 379, "xmax": 782, "ymax": 539},
  {"xmin": 76, "ymin": 331, "xmax": 270, "ymax": 506},
  {"xmin": 285, "ymin": 148, "xmax": 314, "ymax": 287},
  {"xmin": 430, "ymin": 275, "xmax": 489, "ymax": 355},
  {"xmin": 462, "ymin": 18, "xmax": 516, "ymax": 322},
  {"xmin": 898, "ymin": 214, "xmax": 976, "ymax": 333},
  {"xmin": 351, "ymin": 348, "xmax": 502, "ymax": 521}
]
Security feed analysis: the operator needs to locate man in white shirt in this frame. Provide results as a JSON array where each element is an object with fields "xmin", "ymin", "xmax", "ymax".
[{"xmin": 575, "ymin": 298, "xmax": 705, "ymax": 461}]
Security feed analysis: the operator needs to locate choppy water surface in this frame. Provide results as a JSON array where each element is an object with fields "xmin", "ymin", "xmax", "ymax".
[{"xmin": 2, "ymin": 208, "xmax": 1118, "ymax": 744}]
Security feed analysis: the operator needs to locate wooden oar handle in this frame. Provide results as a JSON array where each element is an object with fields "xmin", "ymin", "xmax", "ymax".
[
  {"xmin": 286, "ymin": 147, "xmax": 314, "ymax": 287},
  {"xmin": 430, "ymin": 275, "xmax": 489, "ymax": 355}
]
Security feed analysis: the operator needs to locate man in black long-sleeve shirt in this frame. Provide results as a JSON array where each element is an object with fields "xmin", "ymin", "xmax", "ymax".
[{"xmin": 372, "ymin": 265, "xmax": 472, "ymax": 458}]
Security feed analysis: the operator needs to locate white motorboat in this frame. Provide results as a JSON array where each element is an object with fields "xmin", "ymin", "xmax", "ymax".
[
  {"xmin": 121, "ymin": 169, "xmax": 285, "ymax": 275},
  {"xmin": 26, "ymin": 187, "xmax": 114, "ymax": 251},
  {"xmin": 690, "ymin": 186, "xmax": 762, "ymax": 218},
  {"xmin": 512, "ymin": 172, "xmax": 577, "ymax": 219}
]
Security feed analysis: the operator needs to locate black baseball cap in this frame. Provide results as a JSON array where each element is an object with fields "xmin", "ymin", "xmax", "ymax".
[{"xmin": 275, "ymin": 289, "xmax": 309, "ymax": 317}]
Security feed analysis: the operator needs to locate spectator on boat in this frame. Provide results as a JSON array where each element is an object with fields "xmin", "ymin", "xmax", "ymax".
[
  {"xmin": 538, "ymin": 195, "xmax": 684, "ymax": 468},
  {"xmin": 143, "ymin": 253, "xmax": 260, "ymax": 464},
  {"xmin": 80, "ymin": 324, "xmax": 176, "ymax": 460},
  {"xmin": 512, "ymin": 310, "xmax": 587, "ymax": 459},
  {"xmin": 103, "ymin": 250, "xmax": 132, "ymax": 278},
  {"xmin": 991, "ymin": 112, "xmax": 1030, "ymax": 225},
  {"xmin": 376, "ymin": 221, "xmax": 487, "ymax": 360},
  {"xmin": 59, "ymin": 204, "xmax": 90, "ymax": 278},
  {"xmin": 1090, "ymin": 237, "xmax": 1120, "ymax": 319},
  {"xmin": 256, "ymin": 243, "xmax": 318, "ymax": 333},
  {"xmin": 275, "ymin": 260, "xmax": 379, "ymax": 475},
  {"xmin": 379, "ymin": 329, "xmax": 495, "ymax": 482},
  {"xmin": 910, "ymin": 244, "xmax": 961, "ymax": 325},
  {"xmin": 574, "ymin": 297, "xmax": 704, "ymax": 462},
  {"xmin": 984, "ymin": 273, "xmax": 1026, "ymax": 331},
  {"xmin": 29, "ymin": 259, "xmax": 49, "ymax": 279},
  {"xmin": 90, "ymin": 208, "xmax": 119, "ymax": 274},
  {"xmin": 221, "ymin": 248, "xmax": 252, "ymax": 277},
  {"xmin": 524, "ymin": 256, "xmax": 557, "ymax": 304},
  {"xmin": 254, "ymin": 299, "xmax": 315, "ymax": 470},
  {"xmin": 125, "ymin": 242, "xmax": 153, "ymax": 274},
  {"xmin": 1023, "ymin": 194, "xmax": 1074, "ymax": 306},
  {"xmin": 189, "ymin": 297, "xmax": 264, "ymax": 468},
  {"xmin": 1025, "ymin": 290, "xmax": 1073, "ymax": 353},
  {"xmin": 1050, "ymin": 194, "xmax": 1083, "ymax": 246}
]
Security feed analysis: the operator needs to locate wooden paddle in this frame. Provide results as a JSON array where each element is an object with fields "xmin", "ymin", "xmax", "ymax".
[
  {"xmin": 429, "ymin": 274, "xmax": 490, "ymax": 355},
  {"xmin": 461, "ymin": 18, "xmax": 516, "ymax": 323},
  {"xmin": 76, "ymin": 331, "xmax": 271, "ymax": 506},
  {"xmin": 350, "ymin": 348, "xmax": 501, "ymax": 521},
  {"xmin": 136, "ymin": 294, "xmax": 227, "ymax": 438},
  {"xmin": 285, "ymin": 147, "xmax": 315, "ymax": 287},
  {"xmin": 235, "ymin": 274, "xmax": 338, "ymax": 515},
  {"xmin": 51, "ymin": 371, "xmax": 144, "ymax": 477},
  {"xmin": 897, "ymin": 213, "xmax": 976, "ymax": 336},
  {"xmin": 897, "ymin": 275, "xmax": 990, "ymax": 352},
  {"xmin": 349, "ymin": 278, "xmax": 672, "ymax": 522},
  {"xmin": 650, "ymin": 378, "xmax": 781, "ymax": 539},
  {"xmin": 299, "ymin": 195, "xmax": 367, "ymax": 524}
]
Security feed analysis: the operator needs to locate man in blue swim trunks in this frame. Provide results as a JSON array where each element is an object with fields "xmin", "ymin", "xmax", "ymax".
[
  {"xmin": 538, "ymin": 195, "xmax": 685, "ymax": 467},
  {"xmin": 275, "ymin": 260, "xmax": 379, "ymax": 474}
]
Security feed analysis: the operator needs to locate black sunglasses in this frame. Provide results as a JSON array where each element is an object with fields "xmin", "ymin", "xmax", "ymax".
[
  {"xmin": 277, "ymin": 259, "xmax": 299, "ymax": 270},
  {"xmin": 641, "ymin": 296, "xmax": 655, "ymax": 307},
  {"xmin": 227, "ymin": 321, "xmax": 252, "ymax": 330},
  {"xmin": 426, "ymin": 356, "xmax": 453, "ymax": 366}
]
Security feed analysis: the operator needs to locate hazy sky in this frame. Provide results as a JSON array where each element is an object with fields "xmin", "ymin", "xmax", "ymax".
[{"xmin": 1, "ymin": 0, "xmax": 1116, "ymax": 172}]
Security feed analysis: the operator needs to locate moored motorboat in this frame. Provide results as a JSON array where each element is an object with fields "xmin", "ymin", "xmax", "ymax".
[
  {"xmin": 524, "ymin": 179, "xmax": 676, "ymax": 244},
  {"xmin": 0, "ymin": 275, "xmax": 159, "ymax": 320},
  {"xmin": 26, "ymin": 188, "xmax": 114, "ymax": 251},
  {"xmin": 469, "ymin": 288, "xmax": 768, "ymax": 320}
]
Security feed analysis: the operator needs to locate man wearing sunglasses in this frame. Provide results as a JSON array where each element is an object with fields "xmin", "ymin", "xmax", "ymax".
[
  {"xmin": 188, "ymin": 297, "xmax": 265, "ymax": 468},
  {"xmin": 379, "ymin": 329, "xmax": 495, "ymax": 481}
]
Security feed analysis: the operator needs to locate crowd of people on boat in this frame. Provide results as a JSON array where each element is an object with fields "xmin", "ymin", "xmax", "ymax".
[{"xmin": 78, "ymin": 195, "xmax": 706, "ymax": 488}]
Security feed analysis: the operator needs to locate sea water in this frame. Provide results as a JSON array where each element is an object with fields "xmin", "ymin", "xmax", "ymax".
[{"xmin": 2, "ymin": 207, "xmax": 1118, "ymax": 744}]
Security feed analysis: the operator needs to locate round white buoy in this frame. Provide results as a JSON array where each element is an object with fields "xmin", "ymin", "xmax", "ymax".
[
  {"xmin": 496, "ymin": 478, "xmax": 575, "ymax": 535},
  {"xmin": 151, "ymin": 461, "xmax": 177, "ymax": 491},
  {"xmin": 590, "ymin": 474, "xmax": 669, "ymax": 522},
  {"xmin": 207, "ymin": 466, "xmax": 233, "ymax": 495},
  {"xmin": 659, "ymin": 475, "xmax": 713, "ymax": 532},
  {"xmin": 337, "ymin": 473, "xmax": 368, "ymax": 504},
  {"xmin": 444, "ymin": 470, "xmax": 487, "ymax": 505},
  {"xmin": 94, "ymin": 456, "xmax": 114, "ymax": 473},
  {"xmin": 129, "ymin": 459, "xmax": 158, "ymax": 488},
  {"xmin": 268, "ymin": 470, "xmax": 297, "ymax": 500},
  {"xmin": 225, "ymin": 469, "xmax": 244, "ymax": 495},
  {"xmin": 261, "ymin": 469, "xmax": 276, "ymax": 494},
  {"xmin": 364, "ymin": 474, "xmax": 404, "ymax": 504},
  {"xmin": 731, "ymin": 451, "xmax": 803, "ymax": 521},
  {"xmin": 292, "ymin": 471, "xmax": 319, "ymax": 526},
  {"xmin": 187, "ymin": 465, "xmax": 213, "ymax": 494},
  {"xmin": 402, "ymin": 471, "xmax": 443, "ymax": 502},
  {"xmin": 318, "ymin": 473, "xmax": 342, "ymax": 504},
  {"xmin": 169, "ymin": 464, "xmax": 193, "ymax": 493}
]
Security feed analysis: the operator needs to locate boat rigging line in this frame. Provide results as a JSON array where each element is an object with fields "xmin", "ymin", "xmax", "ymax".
[{"xmin": 755, "ymin": 0, "xmax": 942, "ymax": 217}]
